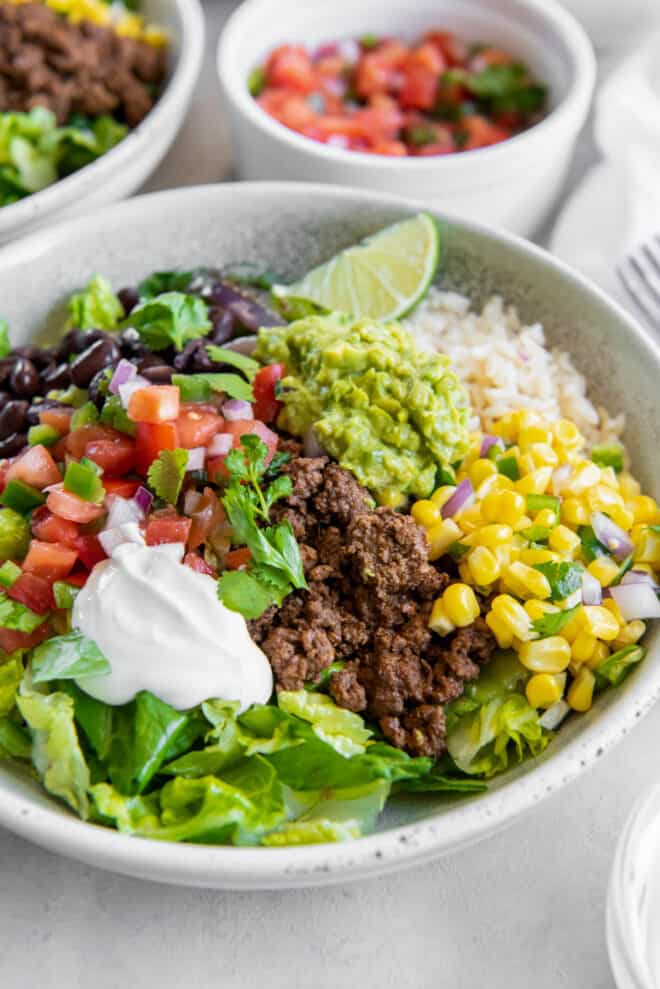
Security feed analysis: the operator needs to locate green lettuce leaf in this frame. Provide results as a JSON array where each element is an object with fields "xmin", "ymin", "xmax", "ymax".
[
  {"xmin": 0, "ymin": 652, "xmax": 24, "ymax": 716},
  {"xmin": 68, "ymin": 275, "xmax": 123, "ymax": 330},
  {"xmin": 32, "ymin": 631, "xmax": 110, "ymax": 684},
  {"xmin": 0, "ymin": 508, "xmax": 31, "ymax": 559},
  {"xmin": 0, "ymin": 716, "xmax": 31, "ymax": 760},
  {"xmin": 0, "ymin": 592, "xmax": 47, "ymax": 633},
  {"xmin": 17, "ymin": 683, "xmax": 91, "ymax": 817},
  {"xmin": 125, "ymin": 292, "xmax": 211, "ymax": 351},
  {"xmin": 0, "ymin": 319, "xmax": 10, "ymax": 359},
  {"xmin": 263, "ymin": 779, "xmax": 390, "ymax": 845},
  {"xmin": 278, "ymin": 690, "xmax": 371, "ymax": 756}
]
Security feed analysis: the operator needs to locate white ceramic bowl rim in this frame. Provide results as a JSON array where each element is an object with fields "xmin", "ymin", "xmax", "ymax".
[
  {"xmin": 1, "ymin": 182, "xmax": 659, "ymax": 889},
  {"xmin": 0, "ymin": 0, "xmax": 205, "ymax": 225},
  {"xmin": 218, "ymin": 0, "xmax": 596, "ymax": 172}
]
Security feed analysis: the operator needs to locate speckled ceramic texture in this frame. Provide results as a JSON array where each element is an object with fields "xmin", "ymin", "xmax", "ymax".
[
  {"xmin": 0, "ymin": 0, "xmax": 205, "ymax": 244},
  {"xmin": 0, "ymin": 183, "xmax": 659, "ymax": 890}
]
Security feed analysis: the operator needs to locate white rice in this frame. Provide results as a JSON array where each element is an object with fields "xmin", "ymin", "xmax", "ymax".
[{"xmin": 404, "ymin": 288, "xmax": 624, "ymax": 449}]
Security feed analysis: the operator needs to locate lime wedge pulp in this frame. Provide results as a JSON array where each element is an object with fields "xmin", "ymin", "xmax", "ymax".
[{"xmin": 273, "ymin": 212, "xmax": 440, "ymax": 321}]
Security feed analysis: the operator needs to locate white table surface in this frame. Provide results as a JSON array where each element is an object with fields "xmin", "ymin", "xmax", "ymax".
[{"xmin": 1, "ymin": 6, "xmax": 656, "ymax": 988}]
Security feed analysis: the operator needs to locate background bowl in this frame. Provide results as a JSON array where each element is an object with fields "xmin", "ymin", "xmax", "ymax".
[
  {"xmin": 0, "ymin": 0, "xmax": 205, "ymax": 245},
  {"xmin": 557, "ymin": 0, "xmax": 660, "ymax": 53},
  {"xmin": 217, "ymin": 0, "xmax": 596, "ymax": 238},
  {"xmin": 1, "ymin": 182, "xmax": 659, "ymax": 890}
]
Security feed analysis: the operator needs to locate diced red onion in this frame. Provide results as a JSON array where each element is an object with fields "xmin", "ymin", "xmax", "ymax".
[
  {"xmin": 133, "ymin": 486, "xmax": 153, "ymax": 516},
  {"xmin": 207, "ymin": 432, "xmax": 233, "ymax": 457},
  {"xmin": 186, "ymin": 447, "xmax": 206, "ymax": 472},
  {"xmin": 119, "ymin": 375, "xmax": 149, "ymax": 409},
  {"xmin": 98, "ymin": 527, "xmax": 127, "ymax": 556},
  {"xmin": 441, "ymin": 479, "xmax": 474, "ymax": 519},
  {"xmin": 539, "ymin": 700, "xmax": 570, "ymax": 731},
  {"xmin": 183, "ymin": 489, "xmax": 202, "ymax": 516},
  {"xmin": 337, "ymin": 39, "xmax": 360, "ymax": 63},
  {"xmin": 223, "ymin": 335, "xmax": 258, "ymax": 356},
  {"xmin": 581, "ymin": 569, "xmax": 602, "ymax": 606},
  {"xmin": 609, "ymin": 583, "xmax": 660, "ymax": 620},
  {"xmin": 323, "ymin": 78, "xmax": 347, "ymax": 99},
  {"xmin": 222, "ymin": 399, "xmax": 253, "ymax": 421},
  {"xmin": 303, "ymin": 426, "xmax": 324, "ymax": 458},
  {"xmin": 622, "ymin": 570, "xmax": 660, "ymax": 590},
  {"xmin": 564, "ymin": 589, "xmax": 583, "ymax": 610},
  {"xmin": 551, "ymin": 464, "xmax": 571, "ymax": 495},
  {"xmin": 105, "ymin": 495, "xmax": 142, "ymax": 530},
  {"xmin": 109, "ymin": 359, "xmax": 137, "ymax": 396},
  {"xmin": 480, "ymin": 435, "xmax": 504, "ymax": 458},
  {"xmin": 118, "ymin": 522, "xmax": 145, "ymax": 546},
  {"xmin": 326, "ymin": 134, "xmax": 350, "ymax": 149},
  {"xmin": 591, "ymin": 512, "xmax": 634, "ymax": 561}
]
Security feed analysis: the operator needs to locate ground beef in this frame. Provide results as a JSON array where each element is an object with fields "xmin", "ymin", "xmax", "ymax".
[
  {"xmin": 0, "ymin": 4, "xmax": 167, "ymax": 126},
  {"xmin": 250, "ymin": 457, "xmax": 496, "ymax": 757}
]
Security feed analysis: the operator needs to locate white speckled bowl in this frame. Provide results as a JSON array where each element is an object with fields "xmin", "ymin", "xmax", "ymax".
[
  {"xmin": 0, "ymin": 0, "xmax": 205, "ymax": 244},
  {"xmin": 0, "ymin": 183, "xmax": 659, "ymax": 890}
]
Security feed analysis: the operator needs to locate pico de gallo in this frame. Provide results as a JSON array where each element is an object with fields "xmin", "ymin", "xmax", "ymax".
[{"xmin": 250, "ymin": 30, "xmax": 548, "ymax": 156}]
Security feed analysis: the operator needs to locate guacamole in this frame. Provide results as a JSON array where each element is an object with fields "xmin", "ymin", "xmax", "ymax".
[{"xmin": 255, "ymin": 313, "xmax": 470, "ymax": 500}]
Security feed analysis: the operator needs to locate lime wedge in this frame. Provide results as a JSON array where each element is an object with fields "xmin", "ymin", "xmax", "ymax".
[{"xmin": 274, "ymin": 212, "xmax": 440, "ymax": 321}]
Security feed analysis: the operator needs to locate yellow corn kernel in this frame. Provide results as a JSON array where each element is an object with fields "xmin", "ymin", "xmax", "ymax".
[
  {"xmin": 520, "ymin": 548, "xmax": 559, "ymax": 566},
  {"xmin": 516, "ymin": 467, "xmax": 553, "ymax": 496},
  {"xmin": 561, "ymin": 608, "xmax": 585, "ymax": 644},
  {"xmin": 602, "ymin": 597, "xmax": 625, "ymax": 626},
  {"xmin": 571, "ymin": 631, "xmax": 597, "ymax": 663},
  {"xmin": 629, "ymin": 495, "xmax": 659, "ymax": 525},
  {"xmin": 469, "ymin": 458, "xmax": 497, "ymax": 488},
  {"xmin": 489, "ymin": 474, "xmax": 516, "ymax": 493},
  {"xmin": 442, "ymin": 584, "xmax": 480, "ymax": 628},
  {"xmin": 454, "ymin": 503, "xmax": 483, "ymax": 534},
  {"xmin": 563, "ymin": 462, "xmax": 601, "ymax": 495},
  {"xmin": 430, "ymin": 486, "xmax": 456, "ymax": 509},
  {"xmin": 457, "ymin": 561, "xmax": 472, "ymax": 584},
  {"xmin": 426, "ymin": 519, "xmax": 461, "ymax": 561},
  {"xmin": 492, "ymin": 544, "xmax": 514, "ymax": 570},
  {"xmin": 518, "ymin": 410, "xmax": 547, "ymax": 431},
  {"xmin": 561, "ymin": 497, "xmax": 590, "ymax": 527},
  {"xmin": 580, "ymin": 605, "xmax": 620, "ymax": 641},
  {"xmin": 634, "ymin": 528, "xmax": 660, "ymax": 565},
  {"xmin": 475, "ymin": 474, "xmax": 502, "ymax": 500},
  {"xmin": 632, "ymin": 563, "xmax": 654, "ymax": 575},
  {"xmin": 513, "ymin": 515, "xmax": 533, "ymax": 532},
  {"xmin": 481, "ymin": 489, "xmax": 526, "ymax": 526},
  {"xmin": 473, "ymin": 524, "xmax": 514, "ymax": 548},
  {"xmin": 534, "ymin": 508, "xmax": 559, "ymax": 529},
  {"xmin": 587, "ymin": 556, "xmax": 620, "ymax": 588},
  {"xmin": 492, "ymin": 413, "xmax": 520, "ymax": 442},
  {"xmin": 518, "ymin": 453, "xmax": 536, "ymax": 477},
  {"xmin": 503, "ymin": 562, "xmax": 552, "ymax": 600},
  {"xmin": 619, "ymin": 473, "xmax": 641, "ymax": 500},
  {"xmin": 485, "ymin": 611, "xmax": 514, "ymax": 648},
  {"xmin": 491, "ymin": 594, "xmax": 534, "ymax": 641},
  {"xmin": 587, "ymin": 484, "xmax": 625, "ymax": 514},
  {"xmin": 584, "ymin": 641, "xmax": 610, "ymax": 670},
  {"xmin": 527, "ymin": 443, "xmax": 559, "ymax": 469},
  {"xmin": 519, "ymin": 425, "xmax": 554, "ymax": 450},
  {"xmin": 548, "ymin": 525, "xmax": 581, "ymax": 557},
  {"xmin": 467, "ymin": 546, "xmax": 500, "ymax": 586},
  {"xmin": 518, "ymin": 637, "xmax": 572, "ymax": 674},
  {"xmin": 553, "ymin": 419, "xmax": 584, "ymax": 451},
  {"xmin": 524, "ymin": 599, "xmax": 560, "ymax": 621},
  {"xmin": 567, "ymin": 666, "xmax": 596, "ymax": 712},
  {"xmin": 428, "ymin": 599, "xmax": 456, "ymax": 637},
  {"xmin": 411, "ymin": 500, "xmax": 442, "ymax": 529},
  {"xmin": 526, "ymin": 672, "xmax": 567, "ymax": 709},
  {"xmin": 614, "ymin": 620, "xmax": 646, "ymax": 649},
  {"xmin": 608, "ymin": 505, "xmax": 636, "ymax": 531},
  {"xmin": 599, "ymin": 466, "xmax": 620, "ymax": 490}
]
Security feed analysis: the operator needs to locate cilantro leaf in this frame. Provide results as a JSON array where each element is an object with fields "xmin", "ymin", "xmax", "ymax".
[
  {"xmin": 137, "ymin": 270, "xmax": 196, "ymax": 299},
  {"xmin": 264, "ymin": 474, "xmax": 293, "ymax": 513},
  {"xmin": 0, "ymin": 593, "xmax": 47, "ymax": 633},
  {"xmin": 206, "ymin": 345, "xmax": 260, "ymax": 380},
  {"xmin": 533, "ymin": 561, "xmax": 583, "ymax": 602},
  {"xmin": 147, "ymin": 448, "xmax": 188, "ymax": 505},
  {"xmin": 221, "ymin": 262, "xmax": 280, "ymax": 290},
  {"xmin": 32, "ymin": 630, "xmax": 111, "ymax": 683},
  {"xmin": 172, "ymin": 373, "xmax": 253, "ymax": 403},
  {"xmin": 124, "ymin": 292, "xmax": 211, "ymax": 352},
  {"xmin": 263, "ymin": 450, "xmax": 291, "ymax": 482},
  {"xmin": 218, "ymin": 570, "xmax": 277, "ymax": 620},
  {"xmin": 0, "ymin": 319, "xmax": 10, "ymax": 359},
  {"xmin": 68, "ymin": 275, "xmax": 123, "ymax": 330},
  {"xmin": 531, "ymin": 605, "xmax": 580, "ymax": 639},
  {"xmin": 594, "ymin": 645, "xmax": 646, "ymax": 689}
]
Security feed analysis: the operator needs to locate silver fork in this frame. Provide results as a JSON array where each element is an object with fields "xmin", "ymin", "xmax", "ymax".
[{"xmin": 617, "ymin": 236, "xmax": 660, "ymax": 329}]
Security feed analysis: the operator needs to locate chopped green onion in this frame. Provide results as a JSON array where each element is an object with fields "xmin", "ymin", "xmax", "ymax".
[
  {"xmin": 63, "ymin": 460, "xmax": 105, "ymax": 503},
  {"xmin": 579, "ymin": 525, "xmax": 609, "ymax": 562},
  {"xmin": 27, "ymin": 423, "xmax": 60, "ymax": 448},
  {"xmin": 526, "ymin": 494, "xmax": 560, "ymax": 515},
  {"xmin": 248, "ymin": 66, "xmax": 266, "ymax": 97},
  {"xmin": 591, "ymin": 444, "xmax": 624, "ymax": 473},
  {"xmin": 46, "ymin": 384, "xmax": 88, "ymax": 407},
  {"xmin": 520, "ymin": 525, "xmax": 551, "ymax": 543},
  {"xmin": 0, "ymin": 560, "xmax": 21, "ymax": 588},
  {"xmin": 71, "ymin": 402, "xmax": 99, "ymax": 430},
  {"xmin": 448, "ymin": 540, "xmax": 471, "ymax": 560},
  {"xmin": 0, "ymin": 479, "xmax": 45, "ymax": 513},
  {"xmin": 497, "ymin": 454, "xmax": 520, "ymax": 481}
]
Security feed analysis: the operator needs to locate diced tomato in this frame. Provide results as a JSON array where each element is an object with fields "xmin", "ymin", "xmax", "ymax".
[
  {"xmin": 224, "ymin": 547, "xmax": 252, "ymax": 571},
  {"xmin": 8, "ymin": 573, "xmax": 54, "ymax": 614},
  {"xmin": 187, "ymin": 487, "xmax": 224, "ymax": 551},
  {"xmin": 0, "ymin": 622, "xmax": 51, "ymax": 654},
  {"xmin": 252, "ymin": 363, "xmax": 285, "ymax": 423},
  {"xmin": 461, "ymin": 114, "xmax": 512, "ymax": 150},
  {"xmin": 75, "ymin": 533, "xmax": 107, "ymax": 571},
  {"xmin": 469, "ymin": 47, "xmax": 515, "ymax": 72},
  {"xmin": 183, "ymin": 551, "xmax": 216, "ymax": 577},
  {"xmin": 424, "ymin": 31, "xmax": 469, "ymax": 66},
  {"xmin": 145, "ymin": 510, "xmax": 192, "ymax": 547},
  {"xmin": 23, "ymin": 540, "xmax": 78, "ymax": 581},
  {"xmin": 61, "ymin": 570, "xmax": 88, "ymax": 588},
  {"xmin": 399, "ymin": 43, "xmax": 445, "ymax": 110},
  {"xmin": 265, "ymin": 44, "xmax": 316, "ymax": 93},
  {"xmin": 134, "ymin": 421, "xmax": 180, "ymax": 476},
  {"xmin": 102, "ymin": 478, "xmax": 141, "ymax": 499},
  {"xmin": 46, "ymin": 484, "xmax": 106, "ymax": 524},
  {"xmin": 65, "ymin": 424, "xmax": 119, "ymax": 460},
  {"xmin": 355, "ymin": 41, "xmax": 408, "ymax": 99},
  {"xmin": 50, "ymin": 437, "xmax": 68, "ymax": 463},
  {"xmin": 5, "ymin": 445, "xmax": 61, "ymax": 490},
  {"xmin": 39, "ymin": 407, "xmax": 73, "ymax": 435},
  {"xmin": 31, "ymin": 506, "xmax": 79, "ymax": 547},
  {"xmin": 177, "ymin": 404, "xmax": 221, "ymax": 449},
  {"xmin": 127, "ymin": 385, "xmax": 180, "ymax": 425},
  {"xmin": 85, "ymin": 436, "xmax": 136, "ymax": 477}
]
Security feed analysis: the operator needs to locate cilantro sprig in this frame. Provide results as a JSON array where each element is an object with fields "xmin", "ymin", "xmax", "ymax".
[
  {"xmin": 217, "ymin": 435, "xmax": 306, "ymax": 620},
  {"xmin": 147, "ymin": 449, "xmax": 189, "ymax": 505}
]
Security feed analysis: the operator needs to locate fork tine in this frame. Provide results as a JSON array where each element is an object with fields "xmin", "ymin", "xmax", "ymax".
[
  {"xmin": 642, "ymin": 241, "xmax": 660, "ymax": 281},
  {"xmin": 629, "ymin": 253, "xmax": 660, "ymax": 309},
  {"xmin": 616, "ymin": 259, "xmax": 660, "ymax": 327}
]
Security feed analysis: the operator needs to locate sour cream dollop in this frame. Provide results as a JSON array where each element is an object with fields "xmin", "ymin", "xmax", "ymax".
[{"xmin": 72, "ymin": 541, "xmax": 273, "ymax": 711}]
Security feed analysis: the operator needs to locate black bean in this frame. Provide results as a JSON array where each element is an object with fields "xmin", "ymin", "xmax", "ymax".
[
  {"xmin": 119, "ymin": 327, "xmax": 145, "ymax": 359},
  {"xmin": 209, "ymin": 307, "xmax": 236, "ymax": 344},
  {"xmin": 0, "ymin": 358, "xmax": 16, "ymax": 388},
  {"xmin": 56, "ymin": 328, "xmax": 107, "ymax": 361},
  {"xmin": 0, "ymin": 432, "xmax": 27, "ymax": 458},
  {"xmin": 141, "ymin": 364, "xmax": 173, "ymax": 384},
  {"xmin": 0, "ymin": 400, "xmax": 28, "ymax": 438},
  {"xmin": 70, "ymin": 338, "xmax": 120, "ymax": 388},
  {"xmin": 118, "ymin": 287, "xmax": 139, "ymax": 316},
  {"xmin": 136, "ymin": 353, "xmax": 166, "ymax": 372},
  {"xmin": 172, "ymin": 339, "xmax": 200, "ymax": 372},
  {"xmin": 0, "ymin": 391, "xmax": 12, "ymax": 412},
  {"xmin": 10, "ymin": 358, "xmax": 40, "ymax": 398},
  {"xmin": 41, "ymin": 362, "xmax": 71, "ymax": 391}
]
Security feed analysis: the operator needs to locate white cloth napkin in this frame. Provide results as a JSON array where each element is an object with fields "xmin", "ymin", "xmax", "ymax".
[{"xmin": 550, "ymin": 32, "xmax": 660, "ymax": 311}]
